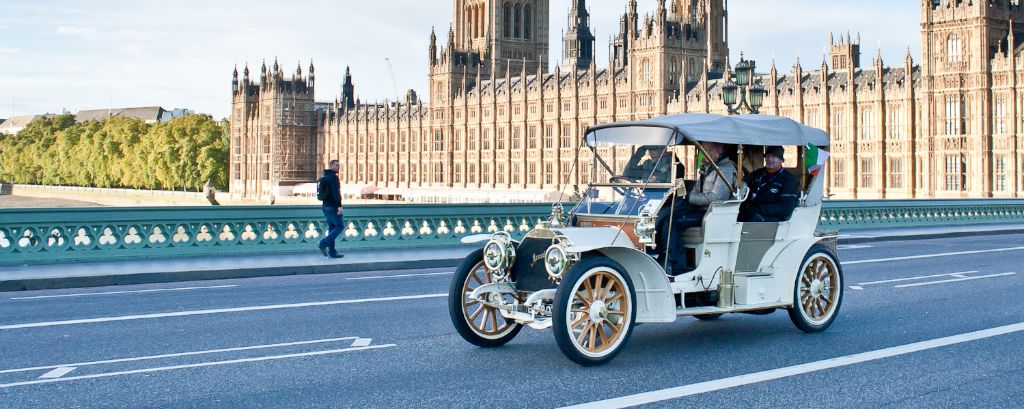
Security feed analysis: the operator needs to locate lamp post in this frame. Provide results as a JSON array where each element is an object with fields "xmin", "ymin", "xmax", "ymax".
[{"xmin": 722, "ymin": 54, "xmax": 768, "ymax": 115}]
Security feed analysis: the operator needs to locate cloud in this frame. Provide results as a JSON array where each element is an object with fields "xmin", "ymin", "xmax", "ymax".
[{"xmin": 56, "ymin": 25, "xmax": 97, "ymax": 36}]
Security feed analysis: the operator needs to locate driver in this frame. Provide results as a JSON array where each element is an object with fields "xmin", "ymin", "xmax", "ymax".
[
  {"xmin": 623, "ymin": 145, "xmax": 678, "ymax": 183},
  {"xmin": 638, "ymin": 145, "xmax": 674, "ymax": 183}
]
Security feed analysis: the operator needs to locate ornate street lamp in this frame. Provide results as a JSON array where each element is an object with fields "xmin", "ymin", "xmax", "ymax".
[{"xmin": 722, "ymin": 54, "xmax": 768, "ymax": 115}]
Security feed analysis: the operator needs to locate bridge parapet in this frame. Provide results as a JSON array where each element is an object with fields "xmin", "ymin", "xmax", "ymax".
[{"xmin": 1, "ymin": 200, "xmax": 1022, "ymax": 266}]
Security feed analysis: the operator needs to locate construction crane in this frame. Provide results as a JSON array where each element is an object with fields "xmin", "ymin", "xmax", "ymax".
[{"xmin": 385, "ymin": 58, "xmax": 401, "ymax": 103}]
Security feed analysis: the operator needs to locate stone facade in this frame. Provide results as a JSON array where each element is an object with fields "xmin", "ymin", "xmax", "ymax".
[{"xmin": 230, "ymin": 0, "xmax": 1024, "ymax": 201}]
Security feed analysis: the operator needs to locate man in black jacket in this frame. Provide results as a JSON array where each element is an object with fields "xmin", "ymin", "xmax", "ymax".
[
  {"xmin": 318, "ymin": 160, "xmax": 344, "ymax": 258},
  {"xmin": 739, "ymin": 146, "xmax": 799, "ymax": 223}
]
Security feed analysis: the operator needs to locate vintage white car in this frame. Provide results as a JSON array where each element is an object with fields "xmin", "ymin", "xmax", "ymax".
[{"xmin": 448, "ymin": 113, "xmax": 843, "ymax": 366}]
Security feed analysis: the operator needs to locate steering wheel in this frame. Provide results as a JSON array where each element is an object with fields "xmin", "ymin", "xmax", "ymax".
[{"xmin": 608, "ymin": 175, "xmax": 643, "ymax": 197}]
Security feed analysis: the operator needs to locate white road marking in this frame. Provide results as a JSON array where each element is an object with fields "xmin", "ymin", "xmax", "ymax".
[
  {"xmin": 838, "ymin": 244, "xmax": 873, "ymax": 250},
  {"xmin": 849, "ymin": 286, "xmax": 864, "ymax": 291},
  {"xmin": 346, "ymin": 271, "xmax": 454, "ymax": 280},
  {"xmin": 11, "ymin": 285, "xmax": 238, "ymax": 300},
  {"xmin": 894, "ymin": 272, "xmax": 1017, "ymax": 289},
  {"xmin": 0, "ymin": 337, "xmax": 359, "ymax": 374},
  {"xmin": 37, "ymin": 367, "xmax": 76, "ymax": 379},
  {"xmin": 560, "ymin": 322, "xmax": 1024, "ymax": 409},
  {"xmin": 845, "ymin": 246, "xmax": 1024, "ymax": 265},
  {"xmin": 858, "ymin": 271, "xmax": 978, "ymax": 286},
  {"xmin": 0, "ymin": 293, "xmax": 447, "ymax": 331},
  {"xmin": 0, "ymin": 344, "xmax": 396, "ymax": 388},
  {"xmin": 951, "ymin": 274, "xmax": 968, "ymax": 278},
  {"xmin": 351, "ymin": 338, "xmax": 372, "ymax": 347}
]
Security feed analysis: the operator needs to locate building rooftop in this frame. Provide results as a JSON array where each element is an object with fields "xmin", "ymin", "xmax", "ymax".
[
  {"xmin": 0, "ymin": 114, "xmax": 56, "ymax": 135},
  {"xmin": 75, "ymin": 106, "xmax": 191, "ymax": 124}
]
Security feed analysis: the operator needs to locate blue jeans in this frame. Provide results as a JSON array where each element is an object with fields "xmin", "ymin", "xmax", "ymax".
[{"xmin": 319, "ymin": 205, "xmax": 344, "ymax": 255}]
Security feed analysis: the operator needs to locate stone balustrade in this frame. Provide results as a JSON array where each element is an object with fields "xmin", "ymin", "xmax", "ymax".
[{"xmin": 2, "ymin": 200, "xmax": 1023, "ymax": 266}]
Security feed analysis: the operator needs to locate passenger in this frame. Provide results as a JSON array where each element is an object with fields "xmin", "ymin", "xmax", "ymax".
[
  {"xmin": 739, "ymin": 146, "xmax": 799, "ymax": 222},
  {"xmin": 660, "ymin": 141, "xmax": 737, "ymax": 275}
]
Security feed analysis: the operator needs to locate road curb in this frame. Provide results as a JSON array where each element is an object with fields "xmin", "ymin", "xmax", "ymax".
[{"xmin": 0, "ymin": 258, "xmax": 465, "ymax": 292}]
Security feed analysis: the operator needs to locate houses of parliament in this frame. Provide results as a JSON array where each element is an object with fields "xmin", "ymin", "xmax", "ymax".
[{"xmin": 230, "ymin": 0, "xmax": 1024, "ymax": 201}]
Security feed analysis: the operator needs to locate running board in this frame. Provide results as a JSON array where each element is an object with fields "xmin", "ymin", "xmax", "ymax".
[{"xmin": 676, "ymin": 302, "xmax": 790, "ymax": 316}]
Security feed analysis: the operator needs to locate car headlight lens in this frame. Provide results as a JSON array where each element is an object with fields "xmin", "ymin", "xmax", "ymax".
[
  {"xmin": 544, "ymin": 245, "xmax": 567, "ymax": 279},
  {"xmin": 483, "ymin": 242, "xmax": 503, "ymax": 270},
  {"xmin": 482, "ymin": 232, "xmax": 515, "ymax": 271}
]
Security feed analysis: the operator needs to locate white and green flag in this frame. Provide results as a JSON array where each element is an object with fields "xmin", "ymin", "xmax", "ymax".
[{"xmin": 804, "ymin": 144, "xmax": 830, "ymax": 176}]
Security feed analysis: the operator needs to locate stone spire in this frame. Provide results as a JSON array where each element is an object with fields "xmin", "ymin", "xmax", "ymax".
[{"xmin": 563, "ymin": 0, "xmax": 596, "ymax": 70}]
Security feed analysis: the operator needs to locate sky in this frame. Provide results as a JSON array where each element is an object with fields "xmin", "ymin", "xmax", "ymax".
[{"xmin": 0, "ymin": 1, "xmax": 922, "ymax": 120}]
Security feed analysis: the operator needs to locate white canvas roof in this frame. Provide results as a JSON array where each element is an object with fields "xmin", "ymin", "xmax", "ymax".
[{"xmin": 585, "ymin": 113, "xmax": 830, "ymax": 147}]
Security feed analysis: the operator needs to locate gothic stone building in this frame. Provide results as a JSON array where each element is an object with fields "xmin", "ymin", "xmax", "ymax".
[{"xmin": 230, "ymin": 0, "xmax": 1024, "ymax": 201}]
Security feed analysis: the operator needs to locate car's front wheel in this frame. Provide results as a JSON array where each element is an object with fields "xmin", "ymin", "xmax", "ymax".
[
  {"xmin": 788, "ymin": 244, "xmax": 844, "ymax": 332},
  {"xmin": 552, "ymin": 256, "xmax": 636, "ymax": 366},
  {"xmin": 448, "ymin": 249, "xmax": 522, "ymax": 347}
]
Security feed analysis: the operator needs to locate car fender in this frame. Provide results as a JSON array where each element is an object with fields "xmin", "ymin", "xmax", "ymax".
[
  {"xmin": 767, "ymin": 236, "xmax": 829, "ymax": 303},
  {"xmin": 591, "ymin": 246, "xmax": 676, "ymax": 323},
  {"xmin": 459, "ymin": 234, "xmax": 493, "ymax": 245}
]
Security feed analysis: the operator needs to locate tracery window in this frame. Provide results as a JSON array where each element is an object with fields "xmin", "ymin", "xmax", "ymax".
[{"xmin": 946, "ymin": 32, "xmax": 962, "ymax": 64}]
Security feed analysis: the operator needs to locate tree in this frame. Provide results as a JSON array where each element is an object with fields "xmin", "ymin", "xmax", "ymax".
[{"xmin": 0, "ymin": 113, "xmax": 229, "ymax": 191}]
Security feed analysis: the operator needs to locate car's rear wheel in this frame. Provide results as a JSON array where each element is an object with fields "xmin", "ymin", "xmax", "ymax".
[
  {"xmin": 553, "ymin": 256, "xmax": 636, "ymax": 366},
  {"xmin": 448, "ymin": 249, "xmax": 522, "ymax": 347},
  {"xmin": 788, "ymin": 244, "xmax": 844, "ymax": 332}
]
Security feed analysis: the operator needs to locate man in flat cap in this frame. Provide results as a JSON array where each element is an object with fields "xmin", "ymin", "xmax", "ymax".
[{"xmin": 739, "ymin": 146, "xmax": 799, "ymax": 223}]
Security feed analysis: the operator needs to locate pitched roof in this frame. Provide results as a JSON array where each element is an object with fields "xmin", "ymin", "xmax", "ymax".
[
  {"xmin": 0, "ymin": 114, "xmax": 55, "ymax": 134},
  {"xmin": 75, "ymin": 106, "xmax": 166, "ymax": 123}
]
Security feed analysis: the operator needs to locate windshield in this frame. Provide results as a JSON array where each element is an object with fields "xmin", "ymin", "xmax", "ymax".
[
  {"xmin": 584, "ymin": 144, "xmax": 681, "ymax": 184},
  {"xmin": 573, "ymin": 187, "xmax": 669, "ymax": 217}
]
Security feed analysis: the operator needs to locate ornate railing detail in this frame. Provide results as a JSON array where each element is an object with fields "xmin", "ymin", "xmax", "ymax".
[
  {"xmin": 0, "ymin": 204, "xmax": 554, "ymax": 266},
  {"xmin": 2, "ymin": 199, "xmax": 1023, "ymax": 266},
  {"xmin": 818, "ymin": 200, "xmax": 1024, "ymax": 229}
]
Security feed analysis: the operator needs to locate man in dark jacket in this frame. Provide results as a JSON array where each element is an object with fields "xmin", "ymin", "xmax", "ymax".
[
  {"xmin": 739, "ymin": 146, "xmax": 799, "ymax": 223},
  {"xmin": 318, "ymin": 160, "xmax": 344, "ymax": 258}
]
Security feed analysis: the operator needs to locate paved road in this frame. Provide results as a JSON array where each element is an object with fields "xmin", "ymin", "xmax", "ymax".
[{"xmin": 1, "ymin": 233, "xmax": 1022, "ymax": 408}]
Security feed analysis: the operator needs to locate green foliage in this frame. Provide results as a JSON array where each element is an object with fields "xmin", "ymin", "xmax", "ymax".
[{"xmin": 0, "ymin": 114, "xmax": 228, "ymax": 191}]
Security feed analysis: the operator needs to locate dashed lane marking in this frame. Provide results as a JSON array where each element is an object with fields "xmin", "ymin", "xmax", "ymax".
[
  {"xmin": 11, "ymin": 285, "xmax": 239, "ymax": 300},
  {"xmin": 37, "ymin": 367, "xmax": 76, "ymax": 379},
  {"xmin": 894, "ymin": 272, "xmax": 1016, "ymax": 288},
  {"xmin": 0, "ymin": 293, "xmax": 447, "ymax": 331},
  {"xmin": 351, "ymin": 338, "xmax": 372, "ymax": 347},
  {"xmin": 560, "ymin": 322, "xmax": 1024, "ymax": 409}
]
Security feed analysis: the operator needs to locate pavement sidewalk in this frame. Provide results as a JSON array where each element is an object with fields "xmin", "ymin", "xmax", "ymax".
[{"xmin": 2, "ymin": 223, "xmax": 1023, "ymax": 291}]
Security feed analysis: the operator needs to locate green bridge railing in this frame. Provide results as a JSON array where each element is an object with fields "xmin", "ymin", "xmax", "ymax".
[{"xmin": 1, "ymin": 199, "xmax": 1023, "ymax": 266}]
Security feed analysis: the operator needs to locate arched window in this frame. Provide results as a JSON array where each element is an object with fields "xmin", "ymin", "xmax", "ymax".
[
  {"xmin": 513, "ymin": 4, "xmax": 521, "ymax": 38},
  {"xmin": 946, "ymin": 33, "xmax": 961, "ymax": 63},
  {"xmin": 503, "ymin": 3, "xmax": 512, "ymax": 38},
  {"xmin": 523, "ymin": 4, "xmax": 532, "ymax": 40}
]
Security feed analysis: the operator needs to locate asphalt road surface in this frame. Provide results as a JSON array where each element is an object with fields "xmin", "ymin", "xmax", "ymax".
[{"xmin": 1, "ymin": 233, "xmax": 1022, "ymax": 408}]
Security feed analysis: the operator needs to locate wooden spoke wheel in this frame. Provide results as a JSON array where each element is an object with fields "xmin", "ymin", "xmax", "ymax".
[
  {"xmin": 788, "ymin": 244, "xmax": 844, "ymax": 333},
  {"xmin": 553, "ymin": 256, "xmax": 636, "ymax": 366},
  {"xmin": 448, "ymin": 249, "xmax": 522, "ymax": 347}
]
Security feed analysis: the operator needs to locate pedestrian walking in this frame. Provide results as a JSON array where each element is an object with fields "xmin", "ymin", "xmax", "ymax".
[{"xmin": 317, "ymin": 160, "xmax": 344, "ymax": 258}]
